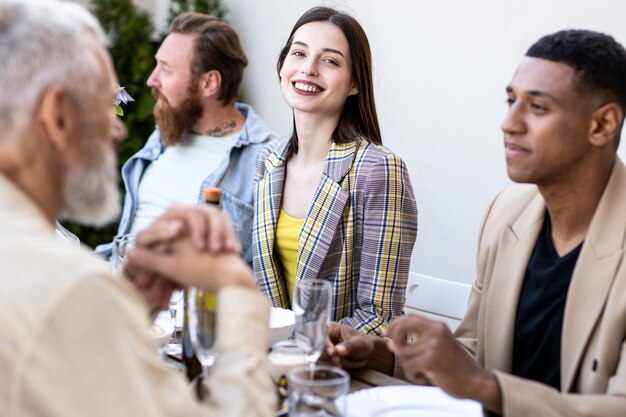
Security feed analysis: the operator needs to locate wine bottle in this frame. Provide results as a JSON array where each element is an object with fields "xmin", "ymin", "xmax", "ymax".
[
  {"xmin": 202, "ymin": 187, "xmax": 222, "ymax": 207},
  {"xmin": 182, "ymin": 290, "xmax": 203, "ymax": 382},
  {"xmin": 196, "ymin": 187, "xmax": 220, "ymax": 355},
  {"xmin": 182, "ymin": 187, "xmax": 222, "ymax": 383}
]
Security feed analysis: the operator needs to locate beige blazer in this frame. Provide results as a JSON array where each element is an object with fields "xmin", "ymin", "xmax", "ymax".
[{"xmin": 455, "ymin": 159, "xmax": 626, "ymax": 417}]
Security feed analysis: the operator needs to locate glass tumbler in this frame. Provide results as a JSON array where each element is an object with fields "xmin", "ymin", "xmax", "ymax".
[{"xmin": 287, "ymin": 365, "xmax": 349, "ymax": 417}]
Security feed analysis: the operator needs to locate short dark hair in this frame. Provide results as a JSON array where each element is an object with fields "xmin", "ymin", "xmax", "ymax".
[
  {"xmin": 170, "ymin": 12, "xmax": 247, "ymax": 105},
  {"xmin": 277, "ymin": 6, "xmax": 382, "ymax": 152},
  {"xmin": 527, "ymin": 29, "xmax": 626, "ymax": 114}
]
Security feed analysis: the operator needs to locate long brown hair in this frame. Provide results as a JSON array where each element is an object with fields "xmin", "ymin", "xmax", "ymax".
[{"xmin": 277, "ymin": 7, "xmax": 382, "ymax": 152}]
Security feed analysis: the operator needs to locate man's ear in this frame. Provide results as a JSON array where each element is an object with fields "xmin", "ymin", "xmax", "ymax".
[
  {"xmin": 589, "ymin": 102, "xmax": 622, "ymax": 147},
  {"xmin": 36, "ymin": 85, "xmax": 73, "ymax": 150},
  {"xmin": 198, "ymin": 70, "xmax": 222, "ymax": 98}
]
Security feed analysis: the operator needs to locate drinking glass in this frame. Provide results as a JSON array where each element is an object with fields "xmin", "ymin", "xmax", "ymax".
[
  {"xmin": 268, "ymin": 340, "xmax": 309, "ymax": 382},
  {"xmin": 292, "ymin": 279, "xmax": 332, "ymax": 368},
  {"xmin": 287, "ymin": 365, "xmax": 349, "ymax": 417},
  {"xmin": 111, "ymin": 234, "xmax": 135, "ymax": 274},
  {"xmin": 268, "ymin": 340, "xmax": 309, "ymax": 413},
  {"xmin": 54, "ymin": 222, "xmax": 80, "ymax": 246},
  {"xmin": 163, "ymin": 290, "xmax": 184, "ymax": 355},
  {"xmin": 187, "ymin": 287, "xmax": 217, "ymax": 375}
]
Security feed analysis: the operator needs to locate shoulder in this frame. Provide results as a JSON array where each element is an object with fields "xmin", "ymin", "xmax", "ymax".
[
  {"xmin": 477, "ymin": 184, "xmax": 541, "ymax": 245},
  {"xmin": 352, "ymin": 142, "xmax": 410, "ymax": 178},
  {"xmin": 255, "ymin": 136, "xmax": 290, "ymax": 176},
  {"xmin": 237, "ymin": 103, "xmax": 277, "ymax": 145},
  {"xmin": 356, "ymin": 142, "xmax": 406, "ymax": 165},
  {"xmin": 486, "ymin": 185, "xmax": 540, "ymax": 221}
]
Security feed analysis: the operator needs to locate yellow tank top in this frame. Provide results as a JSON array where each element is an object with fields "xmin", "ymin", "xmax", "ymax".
[{"xmin": 274, "ymin": 208, "xmax": 305, "ymax": 304}]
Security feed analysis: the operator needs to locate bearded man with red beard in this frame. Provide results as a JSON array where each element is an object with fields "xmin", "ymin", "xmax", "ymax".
[{"xmin": 97, "ymin": 12, "xmax": 276, "ymax": 265}]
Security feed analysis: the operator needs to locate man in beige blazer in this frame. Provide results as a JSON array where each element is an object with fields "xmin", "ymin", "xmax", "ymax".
[
  {"xmin": 0, "ymin": 1, "xmax": 273, "ymax": 416},
  {"xmin": 324, "ymin": 30, "xmax": 626, "ymax": 416}
]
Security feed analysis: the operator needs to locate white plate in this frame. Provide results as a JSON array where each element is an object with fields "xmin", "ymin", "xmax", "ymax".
[{"xmin": 346, "ymin": 386, "xmax": 482, "ymax": 417}]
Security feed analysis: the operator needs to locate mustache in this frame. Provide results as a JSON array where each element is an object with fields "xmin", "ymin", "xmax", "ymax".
[{"xmin": 151, "ymin": 87, "xmax": 168, "ymax": 104}]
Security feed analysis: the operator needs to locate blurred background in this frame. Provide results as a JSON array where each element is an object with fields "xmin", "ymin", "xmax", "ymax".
[{"xmin": 71, "ymin": 0, "xmax": 626, "ymax": 286}]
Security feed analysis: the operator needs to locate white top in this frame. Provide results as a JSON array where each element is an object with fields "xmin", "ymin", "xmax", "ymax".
[{"xmin": 130, "ymin": 131, "xmax": 239, "ymax": 235}]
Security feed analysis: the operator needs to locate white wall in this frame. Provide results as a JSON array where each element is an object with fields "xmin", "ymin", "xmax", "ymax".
[{"xmin": 151, "ymin": 0, "xmax": 626, "ymax": 284}]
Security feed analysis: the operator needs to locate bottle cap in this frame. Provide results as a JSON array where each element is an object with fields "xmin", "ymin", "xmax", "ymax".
[{"xmin": 202, "ymin": 187, "xmax": 222, "ymax": 205}]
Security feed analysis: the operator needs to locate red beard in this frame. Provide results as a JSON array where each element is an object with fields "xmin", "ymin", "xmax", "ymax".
[{"xmin": 152, "ymin": 86, "xmax": 203, "ymax": 146}]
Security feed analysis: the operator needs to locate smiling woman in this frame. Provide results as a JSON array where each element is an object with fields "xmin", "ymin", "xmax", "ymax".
[{"xmin": 252, "ymin": 6, "xmax": 418, "ymax": 336}]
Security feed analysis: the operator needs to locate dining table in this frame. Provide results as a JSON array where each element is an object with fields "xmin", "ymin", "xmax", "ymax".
[
  {"xmin": 163, "ymin": 352, "xmax": 410, "ymax": 392},
  {"xmin": 163, "ymin": 352, "xmax": 482, "ymax": 416}
]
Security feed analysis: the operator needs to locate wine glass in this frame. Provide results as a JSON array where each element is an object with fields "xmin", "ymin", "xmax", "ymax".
[
  {"xmin": 111, "ymin": 234, "xmax": 135, "ymax": 275},
  {"xmin": 292, "ymin": 279, "xmax": 332, "ymax": 370},
  {"xmin": 54, "ymin": 222, "xmax": 80, "ymax": 246},
  {"xmin": 163, "ymin": 290, "xmax": 184, "ymax": 355},
  {"xmin": 187, "ymin": 287, "xmax": 217, "ymax": 375}
]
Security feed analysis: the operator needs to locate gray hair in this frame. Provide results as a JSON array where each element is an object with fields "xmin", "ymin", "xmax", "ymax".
[{"xmin": 0, "ymin": 0, "xmax": 108, "ymax": 136}]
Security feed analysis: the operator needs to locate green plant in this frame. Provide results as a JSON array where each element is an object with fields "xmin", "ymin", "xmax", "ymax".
[{"xmin": 168, "ymin": 0, "xmax": 228, "ymax": 21}]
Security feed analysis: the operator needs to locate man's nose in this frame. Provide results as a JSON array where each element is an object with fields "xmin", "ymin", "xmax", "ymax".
[
  {"xmin": 146, "ymin": 67, "xmax": 159, "ymax": 88},
  {"xmin": 501, "ymin": 105, "xmax": 525, "ymax": 135}
]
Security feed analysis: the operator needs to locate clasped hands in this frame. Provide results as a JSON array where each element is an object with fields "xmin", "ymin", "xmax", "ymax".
[
  {"xmin": 123, "ymin": 204, "xmax": 255, "ymax": 310},
  {"xmin": 323, "ymin": 316, "xmax": 502, "ymax": 413}
]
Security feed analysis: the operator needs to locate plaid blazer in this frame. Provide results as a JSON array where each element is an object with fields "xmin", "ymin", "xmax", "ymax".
[{"xmin": 253, "ymin": 137, "xmax": 418, "ymax": 335}]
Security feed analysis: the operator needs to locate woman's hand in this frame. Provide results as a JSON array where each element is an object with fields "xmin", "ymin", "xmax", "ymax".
[{"xmin": 322, "ymin": 322, "xmax": 375, "ymax": 369}]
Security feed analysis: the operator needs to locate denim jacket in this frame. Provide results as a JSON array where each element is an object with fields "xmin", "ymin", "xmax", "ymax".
[{"xmin": 96, "ymin": 103, "xmax": 276, "ymax": 265}]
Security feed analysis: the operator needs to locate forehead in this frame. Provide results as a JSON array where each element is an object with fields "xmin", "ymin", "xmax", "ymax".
[
  {"xmin": 509, "ymin": 57, "xmax": 578, "ymax": 96},
  {"xmin": 292, "ymin": 21, "xmax": 350, "ymax": 54},
  {"xmin": 156, "ymin": 32, "xmax": 195, "ymax": 66}
]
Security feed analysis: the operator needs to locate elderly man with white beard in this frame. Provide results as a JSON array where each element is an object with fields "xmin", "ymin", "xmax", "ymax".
[{"xmin": 0, "ymin": 1, "xmax": 273, "ymax": 416}]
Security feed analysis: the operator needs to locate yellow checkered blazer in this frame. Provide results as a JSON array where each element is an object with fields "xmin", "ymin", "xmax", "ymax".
[{"xmin": 253, "ymin": 137, "xmax": 418, "ymax": 335}]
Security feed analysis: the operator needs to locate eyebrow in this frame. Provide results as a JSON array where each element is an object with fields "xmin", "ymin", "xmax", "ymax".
[
  {"xmin": 154, "ymin": 56, "xmax": 170, "ymax": 66},
  {"xmin": 292, "ymin": 41, "xmax": 345, "ymax": 57},
  {"xmin": 506, "ymin": 86, "xmax": 558, "ymax": 101}
]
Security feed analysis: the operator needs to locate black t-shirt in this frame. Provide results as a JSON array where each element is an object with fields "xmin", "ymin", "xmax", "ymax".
[{"xmin": 511, "ymin": 214, "xmax": 582, "ymax": 389}]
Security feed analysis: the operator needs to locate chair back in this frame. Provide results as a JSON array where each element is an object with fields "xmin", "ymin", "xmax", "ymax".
[{"xmin": 404, "ymin": 272, "xmax": 471, "ymax": 330}]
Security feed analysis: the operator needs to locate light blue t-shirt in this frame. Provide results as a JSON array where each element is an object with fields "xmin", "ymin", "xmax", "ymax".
[{"xmin": 129, "ymin": 132, "xmax": 239, "ymax": 235}]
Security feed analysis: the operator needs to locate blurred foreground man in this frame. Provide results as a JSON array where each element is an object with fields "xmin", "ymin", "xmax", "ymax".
[
  {"xmin": 0, "ymin": 1, "xmax": 272, "ymax": 416},
  {"xmin": 326, "ymin": 30, "xmax": 626, "ymax": 416},
  {"xmin": 96, "ymin": 11, "xmax": 275, "ymax": 264}
]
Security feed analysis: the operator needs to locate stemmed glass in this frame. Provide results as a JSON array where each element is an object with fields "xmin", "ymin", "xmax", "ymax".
[
  {"xmin": 111, "ymin": 234, "xmax": 135, "ymax": 275},
  {"xmin": 163, "ymin": 290, "xmax": 184, "ymax": 355},
  {"xmin": 187, "ymin": 287, "xmax": 217, "ymax": 375},
  {"xmin": 292, "ymin": 279, "xmax": 332, "ymax": 371}
]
